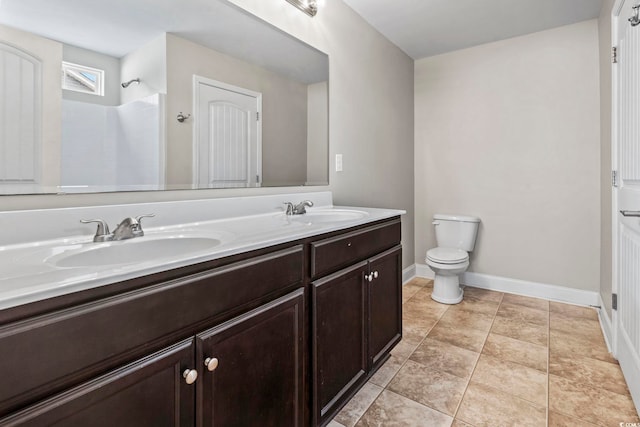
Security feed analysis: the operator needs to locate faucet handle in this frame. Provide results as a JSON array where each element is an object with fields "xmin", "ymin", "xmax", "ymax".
[
  {"xmin": 131, "ymin": 214, "xmax": 155, "ymax": 236},
  {"xmin": 134, "ymin": 214, "xmax": 155, "ymax": 224},
  {"xmin": 283, "ymin": 202, "xmax": 294, "ymax": 215},
  {"xmin": 80, "ymin": 219, "xmax": 111, "ymax": 242}
]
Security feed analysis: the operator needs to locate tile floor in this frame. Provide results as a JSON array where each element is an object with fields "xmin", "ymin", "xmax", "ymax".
[{"xmin": 328, "ymin": 278, "xmax": 640, "ymax": 427}]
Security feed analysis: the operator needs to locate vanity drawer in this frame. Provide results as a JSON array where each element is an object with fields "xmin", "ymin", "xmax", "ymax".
[
  {"xmin": 310, "ymin": 219, "xmax": 401, "ymax": 278},
  {"xmin": 0, "ymin": 245, "xmax": 303, "ymax": 416}
]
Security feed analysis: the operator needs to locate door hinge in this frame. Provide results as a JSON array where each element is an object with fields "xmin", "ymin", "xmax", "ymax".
[
  {"xmin": 612, "ymin": 46, "xmax": 618, "ymax": 64},
  {"xmin": 612, "ymin": 293, "xmax": 618, "ymax": 310},
  {"xmin": 612, "ymin": 170, "xmax": 619, "ymax": 187},
  {"xmin": 256, "ymin": 112, "xmax": 260, "ymax": 121},
  {"xmin": 256, "ymin": 174, "xmax": 260, "ymax": 183}
]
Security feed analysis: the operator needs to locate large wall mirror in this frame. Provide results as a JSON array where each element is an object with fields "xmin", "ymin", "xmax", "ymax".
[{"xmin": 0, "ymin": 0, "xmax": 329, "ymax": 195}]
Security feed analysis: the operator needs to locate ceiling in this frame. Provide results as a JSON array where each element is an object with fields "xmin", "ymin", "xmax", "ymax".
[{"xmin": 342, "ymin": 0, "xmax": 604, "ymax": 59}]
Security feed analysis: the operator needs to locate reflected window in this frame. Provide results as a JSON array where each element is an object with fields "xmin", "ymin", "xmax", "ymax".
[{"xmin": 62, "ymin": 61, "xmax": 104, "ymax": 96}]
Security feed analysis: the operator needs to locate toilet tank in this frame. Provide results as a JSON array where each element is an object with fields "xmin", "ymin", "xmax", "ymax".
[{"xmin": 433, "ymin": 214, "xmax": 480, "ymax": 252}]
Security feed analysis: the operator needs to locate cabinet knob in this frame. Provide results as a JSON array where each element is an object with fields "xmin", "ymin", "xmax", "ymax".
[
  {"xmin": 373, "ymin": 271, "xmax": 379, "ymax": 279},
  {"xmin": 204, "ymin": 357, "xmax": 219, "ymax": 372},
  {"xmin": 366, "ymin": 273, "xmax": 373, "ymax": 282},
  {"xmin": 183, "ymin": 369, "xmax": 198, "ymax": 385}
]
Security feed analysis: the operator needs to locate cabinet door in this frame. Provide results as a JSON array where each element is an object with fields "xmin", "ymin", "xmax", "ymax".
[
  {"xmin": 312, "ymin": 261, "xmax": 368, "ymax": 425},
  {"xmin": 368, "ymin": 246, "xmax": 403, "ymax": 370},
  {"xmin": 0, "ymin": 340, "xmax": 196, "ymax": 427},
  {"xmin": 196, "ymin": 289, "xmax": 305, "ymax": 427}
]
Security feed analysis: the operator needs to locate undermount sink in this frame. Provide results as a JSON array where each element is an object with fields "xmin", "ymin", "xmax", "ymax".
[
  {"xmin": 289, "ymin": 209, "xmax": 369, "ymax": 224},
  {"xmin": 50, "ymin": 236, "xmax": 223, "ymax": 268}
]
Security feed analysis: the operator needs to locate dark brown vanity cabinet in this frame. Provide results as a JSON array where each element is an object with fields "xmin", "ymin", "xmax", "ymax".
[
  {"xmin": 196, "ymin": 289, "xmax": 305, "ymax": 427},
  {"xmin": 0, "ymin": 216, "xmax": 402, "ymax": 427},
  {"xmin": 0, "ymin": 340, "xmax": 197, "ymax": 427},
  {"xmin": 311, "ymin": 220, "xmax": 402, "ymax": 426}
]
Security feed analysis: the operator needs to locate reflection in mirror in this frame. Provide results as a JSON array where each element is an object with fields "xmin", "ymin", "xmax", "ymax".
[{"xmin": 0, "ymin": 0, "xmax": 329, "ymax": 195}]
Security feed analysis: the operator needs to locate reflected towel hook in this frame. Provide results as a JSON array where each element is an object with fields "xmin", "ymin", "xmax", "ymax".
[
  {"xmin": 630, "ymin": 5, "xmax": 640, "ymax": 26},
  {"xmin": 177, "ymin": 112, "xmax": 191, "ymax": 123}
]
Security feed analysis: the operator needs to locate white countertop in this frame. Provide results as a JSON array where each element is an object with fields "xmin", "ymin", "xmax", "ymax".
[{"xmin": 0, "ymin": 192, "xmax": 404, "ymax": 311}]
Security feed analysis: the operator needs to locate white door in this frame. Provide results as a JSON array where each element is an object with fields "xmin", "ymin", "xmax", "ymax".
[
  {"xmin": 0, "ymin": 42, "xmax": 42, "ymax": 193},
  {"xmin": 193, "ymin": 76, "xmax": 262, "ymax": 188},
  {"xmin": 613, "ymin": 0, "xmax": 640, "ymax": 411}
]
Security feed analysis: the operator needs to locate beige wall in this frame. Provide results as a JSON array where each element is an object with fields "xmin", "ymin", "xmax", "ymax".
[
  {"xmin": 415, "ymin": 21, "xmax": 601, "ymax": 291},
  {"xmin": 120, "ymin": 34, "xmax": 167, "ymax": 104},
  {"xmin": 226, "ymin": 0, "xmax": 416, "ymax": 268},
  {"xmin": 307, "ymin": 81, "xmax": 329, "ymax": 185},
  {"xmin": 1, "ymin": 0, "xmax": 416, "ymax": 269},
  {"xmin": 165, "ymin": 34, "xmax": 308, "ymax": 187},
  {"xmin": 599, "ymin": 0, "xmax": 615, "ymax": 316}
]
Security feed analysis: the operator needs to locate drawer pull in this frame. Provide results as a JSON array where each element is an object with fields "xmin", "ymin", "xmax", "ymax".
[
  {"xmin": 347, "ymin": 242, "xmax": 352, "ymax": 247},
  {"xmin": 183, "ymin": 369, "xmax": 198, "ymax": 385},
  {"xmin": 373, "ymin": 271, "xmax": 379, "ymax": 279},
  {"xmin": 204, "ymin": 357, "xmax": 219, "ymax": 372}
]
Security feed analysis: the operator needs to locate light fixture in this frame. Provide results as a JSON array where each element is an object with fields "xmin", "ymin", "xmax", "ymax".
[{"xmin": 285, "ymin": 0, "xmax": 318, "ymax": 17}]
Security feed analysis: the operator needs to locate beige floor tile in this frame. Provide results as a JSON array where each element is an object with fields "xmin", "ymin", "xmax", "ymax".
[
  {"xmin": 404, "ymin": 296, "xmax": 448, "ymax": 322},
  {"xmin": 496, "ymin": 302, "xmax": 548, "ymax": 326},
  {"xmin": 549, "ymin": 301, "xmax": 598, "ymax": 320},
  {"xmin": 410, "ymin": 277, "xmax": 434, "ymax": 288},
  {"xmin": 410, "ymin": 337, "xmax": 479, "ymax": 379},
  {"xmin": 550, "ymin": 312, "xmax": 603, "ymax": 342},
  {"xmin": 550, "ymin": 329, "xmax": 615, "ymax": 364},
  {"xmin": 457, "ymin": 381, "xmax": 546, "ymax": 427},
  {"xmin": 470, "ymin": 354, "xmax": 547, "ymax": 406},
  {"xmin": 451, "ymin": 420, "xmax": 475, "ymax": 427},
  {"xmin": 402, "ymin": 283, "xmax": 423, "ymax": 303},
  {"xmin": 491, "ymin": 316, "xmax": 548, "ymax": 347},
  {"xmin": 427, "ymin": 321, "xmax": 489, "ymax": 352},
  {"xmin": 388, "ymin": 360, "xmax": 468, "ymax": 416},
  {"xmin": 355, "ymin": 390, "xmax": 452, "ymax": 427},
  {"xmin": 452, "ymin": 296, "xmax": 500, "ymax": 316},
  {"xmin": 369, "ymin": 355, "xmax": 405, "ymax": 388},
  {"xmin": 461, "ymin": 286, "xmax": 504, "ymax": 302},
  {"xmin": 548, "ymin": 411, "xmax": 600, "ymax": 427},
  {"xmin": 482, "ymin": 333, "xmax": 547, "ymax": 372},
  {"xmin": 549, "ymin": 353, "xmax": 629, "ymax": 396},
  {"xmin": 549, "ymin": 374, "xmax": 640, "ymax": 426},
  {"xmin": 403, "ymin": 318, "xmax": 437, "ymax": 339},
  {"xmin": 502, "ymin": 293, "xmax": 549, "ymax": 311},
  {"xmin": 390, "ymin": 330, "xmax": 424, "ymax": 361},
  {"xmin": 327, "ymin": 420, "xmax": 347, "ymax": 427},
  {"xmin": 438, "ymin": 307, "xmax": 495, "ymax": 333},
  {"xmin": 335, "ymin": 382, "xmax": 383, "ymax": 427},
  {"xmin": 402, "ymin": 297, "xmax": 445, "ymax": 337}
]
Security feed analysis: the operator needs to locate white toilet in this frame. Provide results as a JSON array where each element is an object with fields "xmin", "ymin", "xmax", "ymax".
[{"xmin": 426, "ymin": 214, "xmax": 480, "ymax": 304}]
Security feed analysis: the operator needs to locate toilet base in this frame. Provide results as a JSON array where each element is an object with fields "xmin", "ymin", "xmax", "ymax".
[{"xmin": 431, "ymin": 274, "xmax": 464, "ymax": 304}]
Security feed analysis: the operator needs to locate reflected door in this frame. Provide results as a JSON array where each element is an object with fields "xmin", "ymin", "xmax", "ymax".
[
  {"xmin": 194, "ymin": 77, "xmax": 262, "ymax": 188},
  {"xmin": 0, "ymin": 42, "xmax": 41, "ymax": 192}
]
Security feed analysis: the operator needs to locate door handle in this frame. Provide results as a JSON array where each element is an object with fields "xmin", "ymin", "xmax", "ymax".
[{"xmin": 620, "ymin": 210, "xmax": 640, "ymax": 217}]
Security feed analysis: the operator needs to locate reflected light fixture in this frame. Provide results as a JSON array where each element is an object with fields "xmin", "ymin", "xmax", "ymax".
[{"xmin": 285, "ymin": 0, "xmax": 318, "ymax": 17}]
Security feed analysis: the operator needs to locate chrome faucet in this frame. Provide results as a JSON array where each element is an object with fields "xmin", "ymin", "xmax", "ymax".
[
  {"xmin": 81, "ymin": 214, "xmax": 155, "ymax": 242},
  {"xmin": 283, "ymin": 200, "xmax": 314, "ymax": 215}
]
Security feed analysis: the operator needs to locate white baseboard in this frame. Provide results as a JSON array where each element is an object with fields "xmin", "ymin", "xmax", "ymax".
[
  {"xmin": 402, "ymin": 264, "xmax": 416, "ymax": 285},
  {"xmin": 598, "ymin": 293, "xmax": 614, "ymax": 354},
  {"xmin": 414, "ymin": 264, "xmax": 599, "ymax": 307}
]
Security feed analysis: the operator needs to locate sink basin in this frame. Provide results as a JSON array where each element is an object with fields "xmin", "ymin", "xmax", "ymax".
[
  {"xmin": 289, "ymin": 209, "xmax": 369, "ymax": 224},
  {"xmin": 50, "ymin": 236, "xmax": 222, "ymax": 268}
]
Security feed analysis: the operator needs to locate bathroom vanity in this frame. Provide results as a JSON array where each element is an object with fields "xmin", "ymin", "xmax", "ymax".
[{"xmin": 0, "ymin": 193, "xmax": 403, "ymax": 426}]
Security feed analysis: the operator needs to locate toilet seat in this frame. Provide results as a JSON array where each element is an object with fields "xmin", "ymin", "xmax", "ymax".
[{"xmin": 426, "ymin": 247, "xmax": 468, "ymax": 265}]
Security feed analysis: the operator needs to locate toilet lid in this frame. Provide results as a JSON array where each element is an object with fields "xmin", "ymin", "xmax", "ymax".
[{"xmin": 426, "ymin": 248, "xmax": 468, "ymax": 264}]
